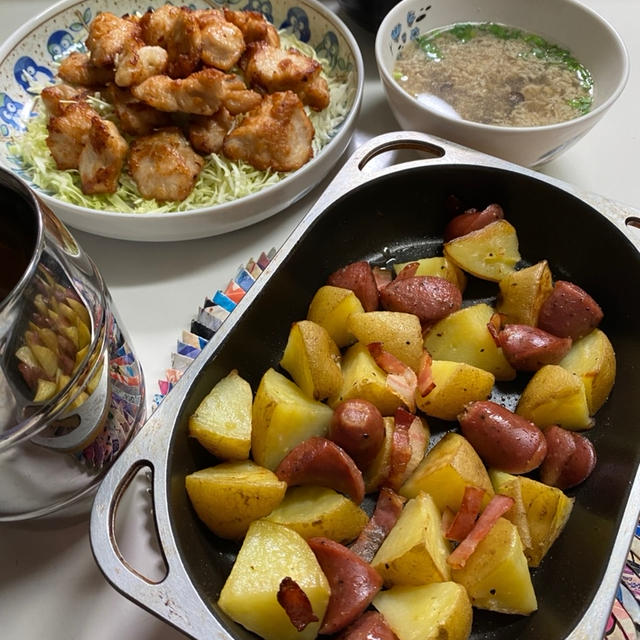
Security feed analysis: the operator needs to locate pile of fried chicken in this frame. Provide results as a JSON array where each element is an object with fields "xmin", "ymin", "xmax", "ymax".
[{"xmin": 42, "ymin": 5, "xmax": 330, "ymax": 202}]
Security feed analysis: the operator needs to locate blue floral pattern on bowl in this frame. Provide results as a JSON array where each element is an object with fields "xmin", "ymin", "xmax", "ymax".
[
  {"xmin": 0, "ymin": 0, "xmax": 357, "ymax": 172},
  {"xmin": 387, "ymin": 4, "xmax": 433, "ymax": 56}
]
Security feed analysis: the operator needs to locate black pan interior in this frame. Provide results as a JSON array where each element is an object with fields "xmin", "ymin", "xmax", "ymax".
[{"xmin": 167, "ymin": 164, "xmax": 640, "ymax": 639}]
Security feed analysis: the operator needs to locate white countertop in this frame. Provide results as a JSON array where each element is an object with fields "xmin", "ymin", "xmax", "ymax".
[{"xmin": 1, "ymin": 1, "xmax": 639, "ymax": 638}]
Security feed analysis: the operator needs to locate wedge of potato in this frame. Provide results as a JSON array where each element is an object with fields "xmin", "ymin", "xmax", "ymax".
[
  {"xmin": 399, "ymin": 432, "xmax": 494, "ymax": 512},
  {"xmin": 373, "ymin": 582, "xmax": 472, "ymax": 640},
  {"xmin": 516, "ymin": 364, "xmax": 592, "ymax": 430},
  {"xmin": 517, "ymin": 475, "xmax": 574, "ymax": 567},
  {"xmin": 218, "ymin": 519, "xmax": 329, "ymax": 640},
  {"xmin": 393, "ymin": 256, "xmax": 467, "ymax": 292},
  {"xmin": 558, "ymin": 328, "xmax": 616, "ymax": 415},
  {"xmin": 372, "ymin": 492, "xmax": 451, "ymax": 587},
  {"xmin": 264, "ymin": 485, "xmax": 368, "ymax": 543},
  {"xmin": 185, "ymin": 461, "xmax": 287, "ymax": 539},
  {"xmin": 329, "ymin": 342, "xmax": 406, "ymax": 416},
  {"xmin": 347, "ymin": 311, "xmax": 423, "ymax": 372},
  {"xmin": 488, "ymin": 469, "xmax": 533, "ymax": 549},
  {"xmin": 443, "ymin": 219, "xmax": 521, "ymax": 281},
  {"xmin": 188, "ymin": 369, "xmax": 252, "ymax": 460},
  {"xmin": 307, "ymin": 285, "xmax": 364, "ymax": 348},
  {"xmin": 280, "ymin": 320, "xmax": 342, "ymax": 401},
  {"xmin": 451, "ymin": 517, "xmax": 537, "ymax": 615},
  {"xmin": 416, "ymin": 360, "xmax": 495, "ymax": 421},
  {"xmin": 252, "ymin": 368, "xmax": 333, "ymax": 470},
  {"xmin": 496, "ymin": 260, "xmax": 553, "ymax": 326},
  {"xmin": 423, "ymin": 303, "xmax": 516, "ymax": 381}
]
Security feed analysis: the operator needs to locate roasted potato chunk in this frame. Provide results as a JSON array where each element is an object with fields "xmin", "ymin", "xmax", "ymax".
[
  {"xmin": 252, "ymin": 368, "xmax": 333, "ymax": 469},
  {"xmin": 374, "ymin": 582, "xmax": 473, "ymax": 640},
  {"xmin": 306, "ymin": 285, "xmax": 364, "ymax": 348},
  {"xmin": 264, "ymin": 486, "xmax": 368, "ymax": 543},
  {"xmin": 451, "ymin": 517, "xmax": 537, "ymax": 615},
  {"xmin": 280, "ymin": 320, "xmax": 343, "ymax": 401},
  {"xmin": 185, "ymin": 460, "xmax": 286, "ymax": 539},
  {"xmin": 371, "ymin": 492, "xmax": 452, "ymax": 587},
  {"xmin": 444, "ymin": 219, "xmax": 521, "ymax": 281},
  {"xmin": 399, "ymin": 432, "xmax": 494, "ymax": 512},
  {"xmin": 188, "ymin": 369, "xmax": 252, "ymax": 460},
  {"xmin": 218, "ymin": 520, "xmax": 329, "ymax": 640},
  {"xmin": 423, "ymin": 303, "xmax": 516, "ymax": 381}
]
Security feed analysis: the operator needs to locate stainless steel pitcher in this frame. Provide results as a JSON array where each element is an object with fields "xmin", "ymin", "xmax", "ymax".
[{"xmin": 0, "ymin": 168, "xmax": 146, "ymax": 520}]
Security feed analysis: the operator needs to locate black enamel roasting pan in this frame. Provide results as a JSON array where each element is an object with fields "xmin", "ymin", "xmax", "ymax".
[{"xmin": 91, "ymin": 132, "xmax": 640, "ymax": 640}]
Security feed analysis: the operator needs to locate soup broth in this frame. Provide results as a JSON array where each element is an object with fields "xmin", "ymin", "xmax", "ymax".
[{"xmin": 394, "ymin": 22, "xmax": 593, "ymax": 127}]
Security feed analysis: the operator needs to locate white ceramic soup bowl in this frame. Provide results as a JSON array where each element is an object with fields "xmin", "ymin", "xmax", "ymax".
[{"xmin": 375, "ymin": 0, "xmax": 629, "ymax": 167}]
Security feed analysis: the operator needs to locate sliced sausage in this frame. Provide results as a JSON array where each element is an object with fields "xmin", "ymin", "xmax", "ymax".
[
  {"xmin": 328, "ymin": 261, "xmax": 379, "ymax": 312},
  {"xmin": 330, "ymin": 399, "xmax": 385, "ymax": 471},
  {"xmin": 540, "ymin": 425, "xmax": 597, "ymax": 489},
  {"xmin": 537, "ymin": 280, "xmax": 603, "ymax": 340},
  {"xmin": 458, "ymin": 400, "xmax": 547, "ymax": 474},
  {"xmin": 380, "ymin": 275, "xmax": 462, "ymax": 325},
  {"xmin": 336, "ymin": 611, "xmax": 399, "ymax": 640},
  {"xmin": 307, "ymin": 537, "xmax": 383, "ymax": 635},
  {"xmin": 275, "ymin": 437, "xmax": 365, "ymax": 504},
  {"xmin": 444, "ymin": 203, "xmax": 504, "ymax": 241},
  {"xmin": 496, "ymin": 324, "xmax": 572, "ymax": 371}
]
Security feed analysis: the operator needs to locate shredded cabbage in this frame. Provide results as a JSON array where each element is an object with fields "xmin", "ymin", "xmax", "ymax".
[{"xmin": 8, "ymin": 30, "xmax": 355, "ymax": 214}]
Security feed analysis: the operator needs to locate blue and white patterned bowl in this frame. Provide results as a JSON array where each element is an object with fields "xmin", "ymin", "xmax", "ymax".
[
  {"xmin": 0, "ymin": 0, "xmax": 363, "ymax": 241},
  {"xmin": 375, "ymin": 0, "xmax": 629, "ymax": 168}
]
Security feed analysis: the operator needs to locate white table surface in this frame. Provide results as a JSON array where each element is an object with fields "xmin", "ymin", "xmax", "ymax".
[{"xmin": 1, "ymin": 1, "xmax": 639, "ymax": 638}]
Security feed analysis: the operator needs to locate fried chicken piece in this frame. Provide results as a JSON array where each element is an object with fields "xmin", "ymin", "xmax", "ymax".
[
  {"xmin": 223, "ymin": 8, "xmax": 280, "ymax": 47},
  {"xmin": 192, "ymin": 9, "xmax": 245, "ymax": 71},
  {"xmin": 114, "ymin": 37, "xmax": 168, "ymax": 87},
  {"xmin": 86, "ymin": 11, "xmax": 140, "ymax": 68},
  {"xmin": 78, "ymin": 116, "xmax": 128, "ymax": 194},
  {"xmin": 223, "ymin": 90, "xmax": 314, "ymax": 171},
  {"xmin": 129, "ymin": 128, "xmax": 204, "ymax": 201},
  {"xmin": 46, "ymin": 101, "xmax": 97, "ymax": 169},
  {"xmin": 41, "ymin": 84, "xmax": 88, "ymax": 116},
  {"xmin": 131, "ymin": 68, "xmax": 261, "ymax": 116},
  {"xmin": 187, "ymin": 108, "xmax": 234, "ymax": 155},
  {"xmin": 57, "ymin": 52, "xmax": 114, "ymax": 88},
  {"xmin": 104, "ymin": 84, "xmax": 172, "ymax": 136},
  {"xmin": 139, "ymin": 5, "xmax": 202, "ymax": 78},
  {"xmin": 241, "ymin": 42, "xmax": 330, "ymax": 111}
]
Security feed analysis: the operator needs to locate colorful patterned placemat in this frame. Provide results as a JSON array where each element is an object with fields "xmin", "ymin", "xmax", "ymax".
[
  {"xmin": 149, "ymin": 249, "xmax": 639, "ymax": 639},
  {"xmin": 150, "ymin": 248, "xmax": 275, "ymax": 410},
  {"xmin": 606, "ymin": 524, "xmax": 640, "ymax": 639}
]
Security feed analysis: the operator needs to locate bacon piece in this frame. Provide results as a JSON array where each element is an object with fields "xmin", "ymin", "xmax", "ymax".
[
  {"xmin": 368, "ymin": 342, "xmax": 417, "ymax": 412},
  {"xmin": 487, "ymin": 312, "xmax": 502, "ymax": 345},
  {"xmin": 350, "ymin": 487, "xmax": 406, "ymax": 563},
  {"xmin": 372, "ymin": 266, "xmax": 393, "ymax": 292},
  {"xmin": 277, "ymin": 577, "xmax": 318, "ymax": 632},
  {"xmin": 385, "ymin": 408, "xmax": 413, "ymax": 491},
  {"xmin": 447, "ymin": 494, "xmax": 515, "ymax": 569},
  {"xmin": 417, "ymin": 350, "xmax": 435, "ymax": 397},
  {"xmin": 445, "ymin": 486, "xmax": 486, "ymax": 542},
  {"xmin": 395, "ymin": 262, "xmax": 419, "ymax": 279}
]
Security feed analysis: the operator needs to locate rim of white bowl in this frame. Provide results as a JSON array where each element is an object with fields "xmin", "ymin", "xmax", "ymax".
[
  {"xmin": 0, "ymin": 0, "xmax": 365, "ymax": 222},
  {"xmin": 374, "ymin": 0, "xmax": 630, "ymax": 134}
]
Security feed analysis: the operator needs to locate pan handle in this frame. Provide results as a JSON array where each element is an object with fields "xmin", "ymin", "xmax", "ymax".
[
  {"xmin": 302, "ymin": 130, "xmax": 494, "ymax": 224},
  {"xmin": 305, "ymin": 130, "xmax": 640, "ymax": 253},
  {"xmin": 90, "ymin": 405, "xmax": 230, "ymax": 640}
]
